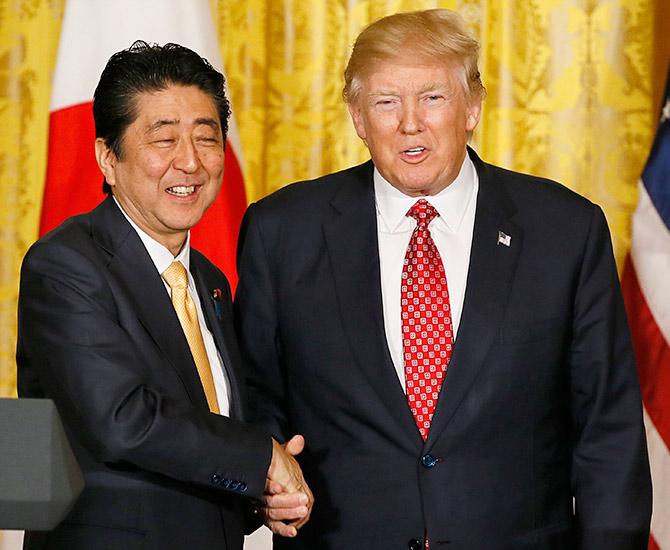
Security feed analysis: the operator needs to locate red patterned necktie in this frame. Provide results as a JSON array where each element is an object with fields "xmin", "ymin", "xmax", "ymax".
[{"xmin": 401, "ymin": 198, "xmax": 454, "ymax": 441}]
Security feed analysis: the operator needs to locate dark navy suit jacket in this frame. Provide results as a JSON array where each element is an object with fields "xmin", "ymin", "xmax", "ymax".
[
  {"xmin": 235, "ymin": 150, "xmax": 652, "ymax": 549},
  {"xmin": 18, "ymin": 196, "xmax": 271, "ymax": 550}
]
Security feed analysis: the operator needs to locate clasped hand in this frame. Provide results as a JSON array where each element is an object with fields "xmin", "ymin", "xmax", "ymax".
[{"xmin": 264, "ymin": 434, "xmax": 314, "ymax": 537}]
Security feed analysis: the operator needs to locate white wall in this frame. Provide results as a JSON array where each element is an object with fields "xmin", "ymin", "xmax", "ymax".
[
  {"xmin": 0, "ymin": 527, "xmax": 272, "ymax": 549},
  {"xmin": 0, "ymin": 531, "xmax": 22, "ymax": 550}
]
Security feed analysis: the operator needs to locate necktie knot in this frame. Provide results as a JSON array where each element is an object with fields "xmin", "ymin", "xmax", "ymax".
[
  {"xmin": 162, "ymin": 261, "xmax": 188, "ymax": 290},
  {"xmin": 407, "ymin": 198, "xmax": 439, "ymax": 226}
]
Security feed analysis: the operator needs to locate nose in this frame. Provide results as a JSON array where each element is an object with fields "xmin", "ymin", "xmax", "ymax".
[
  {"xmin": 172, "ymin": 138, "xmax": 200, "ymax": 173},
  {"xmin": 399, "ymin": 101, "xmax": 424, "ymax": 135}
]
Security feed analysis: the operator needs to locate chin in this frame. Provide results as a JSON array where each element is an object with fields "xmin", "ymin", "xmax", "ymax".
[
  {"xmin": 165, "ymin": 213, "xmax": 205, "ymax": 232},
  {"xmin": 398, "ymin": 181, "xmax": 434, "ymax": 196}
]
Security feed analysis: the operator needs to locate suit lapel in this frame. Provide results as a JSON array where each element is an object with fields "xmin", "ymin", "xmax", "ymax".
[
  {"xmin": 323, "ymin": 163, "xmax": 420, "ymax": 442},
  {"xmin": 426, "ymin": 151, "xmax": 522, "ymax": 449},
  {"xmin": 90, "ymin": 197, "xmax": 211, "ymax": 413},
  {"xmin": 190, "ymin": 256, "xmax": 244, "ymax": 419}
]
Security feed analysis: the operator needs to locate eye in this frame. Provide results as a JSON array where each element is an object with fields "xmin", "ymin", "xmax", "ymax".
[
  {"xmin": 195, "ymin": 135, "xmax": 221, "ymax": 146},
  {"xmin": 423, "ymin": 94, "xmax": 445, "ymax": 104},
  {"xmin": 152, "ymin": 138, "xmax": 175, "ymax": 147},
  {"xmin": 373, "ymin": 98, "xmax": 399, "ymax": 112}
]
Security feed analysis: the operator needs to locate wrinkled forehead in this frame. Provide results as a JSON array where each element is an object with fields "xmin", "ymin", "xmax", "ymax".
[{"xmin": 358, "ymin": 54, "xmax": 466, "ymax": 92}]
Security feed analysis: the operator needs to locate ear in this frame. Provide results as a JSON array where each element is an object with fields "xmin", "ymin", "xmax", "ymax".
[
  {"xmin": 465, "ymin": 98, "xmax": 482, "ymax": 133},
  {"xmin": 347, "ymin": 101, "xmax": 367, "ymax": 141},
  {"xmin": 95, "ymin": 138, "xmax": 118, "ymax": 187}
]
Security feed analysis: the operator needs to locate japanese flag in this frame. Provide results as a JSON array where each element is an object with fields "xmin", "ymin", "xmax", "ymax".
[{"xmin": 42, "ymin": 0, "xmax": 246, "ymax": 285}]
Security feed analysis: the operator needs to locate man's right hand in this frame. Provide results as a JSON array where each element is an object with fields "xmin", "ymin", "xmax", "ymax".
[{"xmin": 264, "ymin": 435, "xmax": 314, "ymax": 537}]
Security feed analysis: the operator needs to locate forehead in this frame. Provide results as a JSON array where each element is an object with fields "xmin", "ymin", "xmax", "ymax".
[
  {"xmin": 131, "ymin": 84, "xmax": 219, "ymax": 124},
  {"xmin": 361, "ymin": 57, "xmax": 460, "ymax": 93}
]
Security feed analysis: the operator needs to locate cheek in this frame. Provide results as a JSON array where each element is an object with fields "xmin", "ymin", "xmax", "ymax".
[
  {"xmin": 142, "ymin": 154, "xmax": 171, "ymax": 178},
  {"xmin": 203, "ymin": 152, "xmax": 225, "ymax": 179},
  {"xmin": 436, "ymin": 117, "xmax": 468, "ymax": 145},
  {"xmin": 365, "ymin": 119, "xmax": 397, "ymax": 148}
]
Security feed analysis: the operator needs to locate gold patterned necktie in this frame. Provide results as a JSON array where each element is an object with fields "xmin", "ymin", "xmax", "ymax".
[{"xmin": 162, "ymin": 261, "xmax": 220, "ymax": 414}]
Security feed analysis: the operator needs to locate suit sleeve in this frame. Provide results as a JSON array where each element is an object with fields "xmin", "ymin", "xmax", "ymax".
[
  {"xmin": 569, "ymin": 205, "xmax": 652, "ymax": 549},
  {"xmin": 235, "ymin": 203, "xmax": 290, "ymax": 442},
  {"xmin": 16, "ymin": 239, "xmax": 272, "ymax": 501}
]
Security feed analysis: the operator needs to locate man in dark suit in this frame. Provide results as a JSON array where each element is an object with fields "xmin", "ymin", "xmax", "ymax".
[
  {"xmin": 235, "ymin": 9, "xmax": 651, "ymax": 550},
  {"xmin": 17, "ymin": 41, "xmax": 311, "ymax": 550}
]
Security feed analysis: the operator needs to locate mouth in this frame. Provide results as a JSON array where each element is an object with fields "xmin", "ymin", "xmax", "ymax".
[
  {"xmin": 166, "ymin": 185, "xmax": 200, "ymax": 197},
  {"xmin": 400, "ymin": 146, "xmax": 429, "ymax": 162}
]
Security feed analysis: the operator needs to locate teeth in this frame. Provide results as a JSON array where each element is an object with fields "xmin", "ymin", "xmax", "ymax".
[
  {"xmin": 167, "ymin": 185, "xmax": 195, "ymax": 196},
  {"xmin": 405, "ymin": 147, "xmax": 425, "ymax": 155}
]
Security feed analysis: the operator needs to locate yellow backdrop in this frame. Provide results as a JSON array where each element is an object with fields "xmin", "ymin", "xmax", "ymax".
[{"xmin": 1, "ymin": 0, "xmax": 669, "ymax": 398}]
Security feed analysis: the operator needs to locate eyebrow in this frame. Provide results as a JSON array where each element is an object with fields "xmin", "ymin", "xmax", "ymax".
[
  {"xmin": 146, "ymin": 117, "xmax": 221, "ymax": 133},
  {"xmin": 146, "ymin": 119, "xmax": 178, "ymax": 133},
  {"xmin": 366, "ymin": 83, "xmax": 453, "ymax": 98},
  {"xmin": 368, "ymin": 90, "xmax": 399, "ymax": 97},
  {"xmin": 194, "ymin": 117, "xmax": 220, "ymax": 130},
  {"xmin": 418, "ymin": 82, "xmax": 451, "ymax": 94}
]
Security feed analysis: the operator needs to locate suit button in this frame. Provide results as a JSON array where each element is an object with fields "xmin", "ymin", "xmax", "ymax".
[
  {"xmin": 239, "ymin": 482, "xmax": 248, "ymax": 492},
  {"xmin": 229, "ymin": 480, "xmax": 240, "ymax": 490},
  {"xmin": 210, "ymin": 474, "xmax": 221, "ymax": 485},
  {"xmin": 422, "ymin": 454, "xmax": 437, "ymax": 468},
  {"xmin": 222, "ymin": 478, "xmax": 231, "ymax": 488},
  {"xmin": 408, "ymin": 538, "xmax": 423, "ymax": 550}
]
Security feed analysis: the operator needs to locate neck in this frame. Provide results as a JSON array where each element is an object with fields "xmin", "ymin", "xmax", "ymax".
[
  {"xmin": 111, "ymin": 195, "xmax": 187, "ymax": 257},
  {"xmin": 164, "ymin": 236, "xmax": 187, "ymax": 257}
]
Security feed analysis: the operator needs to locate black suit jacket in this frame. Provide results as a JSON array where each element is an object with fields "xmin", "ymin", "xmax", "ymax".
[
  {"xmin": 17, "ymin": 196, "xmax": 271, "ymax": 550},
  {"xmin": 235, "ymin": 150, "xmax": 652, "ymax": 550}
]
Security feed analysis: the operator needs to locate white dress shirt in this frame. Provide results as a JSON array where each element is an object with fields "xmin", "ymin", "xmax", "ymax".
[
  {"xmin": 114, "ymin": 198, "xmax": 231, "ymax": 416},
  {"xmin": 375, "ymin": 152, "xmax": 479, "ymax": 391}
]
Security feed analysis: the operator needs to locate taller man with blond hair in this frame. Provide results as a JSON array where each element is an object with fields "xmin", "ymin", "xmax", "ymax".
[{"xmin": 236, "ymin": 9, "xmax": 651, "ymax": 549}]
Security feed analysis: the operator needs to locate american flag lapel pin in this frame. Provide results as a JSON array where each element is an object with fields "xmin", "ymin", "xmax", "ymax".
[
  {"xmin": 211, "ymin": 288, "xmax": 223, "ymax": 320},
  {"xmin": 497, "ymin": 231, "xmax": 511, "ymax": 247}
]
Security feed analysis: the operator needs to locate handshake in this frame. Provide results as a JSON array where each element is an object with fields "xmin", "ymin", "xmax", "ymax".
[{"xmin": 264, "ymin": 435, "xmax": 314, "ymax": 538}]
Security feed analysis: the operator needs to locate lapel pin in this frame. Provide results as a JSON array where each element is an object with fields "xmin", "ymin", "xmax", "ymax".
[
  {"xmin": 211, "ymin": 288, "xmax": 223, "ymax": 320},
  {"xmin": 497, "ymin": 231, "xmax": 511, "ymax": 247}
]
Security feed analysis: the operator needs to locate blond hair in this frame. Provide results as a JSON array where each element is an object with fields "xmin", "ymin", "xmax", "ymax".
[{"xmin": 343, "ymin": 9, "xmax": 485, "ymax": 104}]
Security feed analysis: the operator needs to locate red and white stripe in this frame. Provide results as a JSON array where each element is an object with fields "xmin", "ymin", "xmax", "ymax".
[
  {"xmin": 622, "ymin": 162, "xmax": 670, "ymax": 548},
  {"xmin": 42, "ymin": 0, "xmax": 246, "ymax": 285}
]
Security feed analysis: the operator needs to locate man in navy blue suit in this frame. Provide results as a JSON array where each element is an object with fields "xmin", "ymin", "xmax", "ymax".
[
  {"xmin": 235, "ymin": 9, "xmax": 651, "ymax": 549},
  {"xmin": 18, "ymin": 41, "xmax": 311, "ymax": 550}
]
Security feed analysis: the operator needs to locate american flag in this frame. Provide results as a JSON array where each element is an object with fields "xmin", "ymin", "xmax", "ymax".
[{"xmin": 621, "ymin": 67, "xmax": 670, "ymax": 550}]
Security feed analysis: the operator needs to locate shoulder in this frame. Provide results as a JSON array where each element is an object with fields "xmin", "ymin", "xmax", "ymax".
[
  {"xmin": 475, "ymin": 154, "xmax": 598, "ymax": 226},
  {"xmin": 251, "ymin": 161, "xmax": 373, "ymax": 216},
  {"xmin": 23, "ymin": 196, "xmax": 129, "ymax": 267},
  {"xmin": 18, "ymin": 207, "xmax": 120, "ymax": 320},
  {"xmin": 36, "ymin": 208, "xmax": 95, "ymax": 246},
  {"xmin": 20, "ymin": 198, "xmax": 137, "ymax": 294},
  {"xmin": 22, "ymin": 210, "xmax": 98, "ymax": 272}
]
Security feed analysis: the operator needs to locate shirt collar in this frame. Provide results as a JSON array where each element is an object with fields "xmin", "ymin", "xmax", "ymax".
[
  {"xmin": 374, "ymin": 150, "xmax": 478, "ymax": 233},
  {"xmin": 113, "ymin": 196, "xmax": 191, "ymax": 276}
]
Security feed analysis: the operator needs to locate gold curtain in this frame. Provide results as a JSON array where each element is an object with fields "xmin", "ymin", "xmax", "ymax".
[
  {"xmin": 1, "ymin": 0, "xmax": 669, "ymax": 399},
  {"xmin": 0, "ymin": 0, "xmax": 64, "ymax": 398}
]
